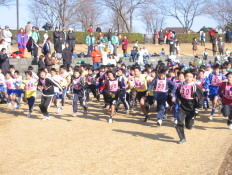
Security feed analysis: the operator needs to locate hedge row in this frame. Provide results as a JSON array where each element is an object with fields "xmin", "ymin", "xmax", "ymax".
[{"xmin": 10, "ymin": 30, "xmax": 226, "ymax": 44}]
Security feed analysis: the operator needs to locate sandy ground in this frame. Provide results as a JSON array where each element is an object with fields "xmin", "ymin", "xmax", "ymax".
[
  {"xmin": 0, "ymin": 96, "xmax": 232, "ymax": 175},
  {"xmin": 11, "ymin": 43, "xmax": 232, "ymax": 58}
]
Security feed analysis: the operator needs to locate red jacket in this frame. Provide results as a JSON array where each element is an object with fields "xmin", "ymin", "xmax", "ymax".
[
  {"xmin": 218, "ymin": 82, "xmax": 232, "ymax": 105},
  {"xmin": 87, "ymin": 28, "xmax": 93, "ymax": 33},
  {"xmin": 209, "ymin": 29, "xmax": 216, "ymax": 36},
  {"xmin": 122, "ymin": 39, "xmax": 129, "ymax": 50},
  {"xmin": 91, "ymin": 50, "xmax": 102, "ymax": 63}
]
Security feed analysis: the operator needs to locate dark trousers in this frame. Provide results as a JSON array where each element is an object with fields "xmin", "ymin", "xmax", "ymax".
[
  {"xmin": 113, "ymin": 45, "xmax": 118, "ymax": 56},
  {"xmin": 27, "ymin": 96, "xmax": 35, "ymax": 113},
  {"xmin": 64, "ymin": 63, "xmax": 71, "ymax": 69},
  {"xmin": 176, "ymin": 108, "xmax": 195, "ymax": 140},
  {"xmin": 61, "ymin": 88, "xmax": 67, "ymax": 106},
  {"xmin": 73, "ymin": 92, "xmax": 88, "ymax": 113},
  {"xmin": 130, "ymin": 89, "xmax": 137, "ymax": 110},
  {"xmin": 39, "ymin": 96, "xmax": 53, "ymax": 115},
  {"xmin": 156, "ymin": 98, "xmax": 166, "ymax": 119},
  {"xmin": 221, "ymin": 104, "xmax": 232, "ymax": 125},
  {"xmin": 88, "ymin": 45, "xmax": 93, "ymax": 55},
  {"xmin": 87, "ymin": 85, "xmax": 98, "ymax": 100},
  {"xmin": 116, "ymin": 92, "xmax": 130, "ymax": 110}
]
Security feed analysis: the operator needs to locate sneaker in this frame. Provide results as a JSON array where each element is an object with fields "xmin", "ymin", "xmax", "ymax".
[
  {"xmin": 42, "ymin": 115, "xmax": 50, "ymax": 120},
  {"xmin": 177, "ymin": 139, "xmax": 186, "ymax": 144},
  {"xmin": 56, "ymin": 108, "xmax": 61, "ymax": 114},
  {"xmin": 209, "ymin": 115, "xmax": 213, "ymax": 121},
  {"xmin": 61, "ymin": 106, "xmax": 64, "ymax": 110},
  {"xmin": 163, "ymin": 115, "xmax": 167, "ymax": 119},
  {"xmin": 84, "ymin": 108, "xmax": 88, "ymax": 114},
  {"xmin": 126, "ymin": 110, "xmax": 130, "ymax": 115},
  {"xmin": 144, "ymin": 114, "xmax": 150, "ymax": 122},
  {"xmin": 195, "ymin": 108, "xmax": 199, "ymax": 114},
  {"xmin": 229, "ymin": 124, "xmax": 232, "ymax": 130},
  {"xmin": 14, "ymin": 104, "xmax": 19, "ymax": 110},
  {"xmin": 109, "ymin": 117, "xmax": 113, "ymax": 123},
  {"xmin": 27, "ymin": 112, "xmax": 31, "ymax": 118},
  {"xmin": 174, "ymin": 119, "xmax": 178, "ymax": 125},
  {"xmin": 7, "ymin": 102, "xmax": 11, "ymax": 107},
  {"xmin": 73, "ymin": 113, "xmax": 77, "ymax": 117},
  {"xmin": 157, "ymin": 119, "xmax": 162, "ymax": 126}
]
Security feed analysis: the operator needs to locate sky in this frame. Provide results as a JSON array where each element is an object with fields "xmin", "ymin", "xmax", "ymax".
[{"xmin": 0, "ymin": 0, "xmax": 219, "ymax": 33}]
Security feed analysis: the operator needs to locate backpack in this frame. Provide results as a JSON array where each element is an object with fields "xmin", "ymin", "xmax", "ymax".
[{"xmin": 26, "ymin": 37, "xmax": 33, "ymax": 52}]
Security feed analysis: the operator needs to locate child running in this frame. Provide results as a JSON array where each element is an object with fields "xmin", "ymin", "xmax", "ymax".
[
  {"xmin": 218, "ymin": 72, "xmax": 232, "ymax": 129},
  {"xmin": 175, "ymin": 70, "xmax": 204, "ymax": 144}
]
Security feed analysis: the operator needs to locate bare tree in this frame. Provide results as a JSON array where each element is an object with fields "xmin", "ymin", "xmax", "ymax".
[
  {"xmin": 157, "ymin": 0, "xmax": 208, "ymax": 31},
  {"xmin": 208, "ymin": 0, "xmax": 232, "ymax": 31},
  {"xmin": 0, "ymin": 0, "xmax": 14, "ymax": 6},
  {"xmin": 103, "ymin": 0, "xmax": 150, "ymax": 32},
  {"xmin": 141, "ymin": 4, "xmax": 165, "ymax": 34},
  {"xmin": 74, "ymin": 0, "xmax": 102, "ymax": 31},
  {"xmin": 34, "ymin": 0, "xmax": 79, "ymax": 28}
]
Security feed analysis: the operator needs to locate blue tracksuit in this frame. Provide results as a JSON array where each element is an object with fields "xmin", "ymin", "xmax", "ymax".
[{"xmin": 148, "ymin": 78, "xmax": 176, "ymax": 119}]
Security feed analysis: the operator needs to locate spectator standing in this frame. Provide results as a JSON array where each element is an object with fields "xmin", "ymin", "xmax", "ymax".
[
  {"xmin": 87, "ymin": 25, "xmax": 93, "ymax": 33},
  {"xmin": 107, "ymin": 29, "xmax": 113, "ymax": 46},
  {"xmin": 25, "ymin": 22, "xmax": 31, "ymax": 37},
  {"xmin": 0, "ymin": 48, "xmax": 10, "ymax": 74},
  {"xmin": 111, "ymin": 32, "xmax": 119, "ymax": 56},
  {"xmin": 53, "ymin": 27, "xmax": 60, "ymax": 52},
  {"xmin": 226, "ymin": 29, "xmax": 231, "ymax": 43},
  {"xmin": 0, "ymin": 39, "xmax": 7, "ymax": 51},
  {"xmin": 200, "ymin": 31, "xmax": 205, "ymax": 46},
  {"xmin": 55, "ymin": 37, "xmax": 63, "ymax": 59},
  {"xmin": 31, "ymin": 27, "xmax": 40, "ymax": 63},
  {"xmin": 159, "ymin": 29, "xmax": 164, "ymax": 45},
  {"xmin": 154, "ymin": 29, "xmax": 159, "ymax": 45},
  {"xmin": 209, "ymin": 28, "xmax": 216, "ymax": 43},
  {"xmin": 122, "ymin": 35, "xmax": 129, "ymax": 55},
  {"xmin": 169, "ymin": 37, "xmax": 175, "ymax": 55},
  {"xmin": 17, "ymin": 28, "xmax": 28, "ymax": 58},
  {"xmin": 2, "ymin": 25, "xmax": 12, "ymax": 54},
  {"xmin": 218, "ymin": 38, "xmax": 225, "ymax": 56},
  {"xmin": 96, "ymin": 25, "xmax": 102, "ymax": 33},
  {"xmin": 212, "ymin": 38, "xmax": 217, "ymax": 56},
  {"xmin": 62, "ymin": 43, "xmax": 73, "ymax": 69},
  {"xmin": 167, "ymin": 30, "xmax": 173, "ymax": 45},
  {"xmin": 86, "ymin": 32, "xmax": 96, "ymax": 55},
  {"xmin": 192, "ymin": 38, "xmax": 198, "ymax": 56},
  {"xmin": 61, "ymin": 27, "xmax": 67, "ymax": 50},
  {"xmin": 42, "ymin": 38, "xmax": 51, "ymax": 56},
  {"xmin": 91, "ymin": 45, "xmax": 102, "ymax": 70},
  {"xmin": 164, "ymin": 30, "xmax": 168, "ymax": 44},
  {"xmin": 67, "ymin": 28, "xmax": 76, "ymax": 52},
  {"xmin": 43, "ymin": 31, "xmax": 49, "ymax": 44}
]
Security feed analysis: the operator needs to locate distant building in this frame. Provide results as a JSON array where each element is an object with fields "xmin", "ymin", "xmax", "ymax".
[{"xmin": 163, "ymin": 27, "xmax": 195, "ymax": 33}]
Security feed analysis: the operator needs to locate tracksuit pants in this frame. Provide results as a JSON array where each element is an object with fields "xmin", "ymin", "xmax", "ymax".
[
  {"xmin": 73, "ymin": 92, "xmax": 88, "ymax": 113},
  {"xmin": 221, "ymin": 104, "xmax": 232, "ymax": 125},
  {"xmin": 156, "ymin": 98, "xmax": 167, "ymax": 119},
  {"xmin": 27, "ymin": 96, "xmax": 35, "ymax": 113},
  {"xmin": 176, "ymin": 108, "xmax": 195, "ymax": 140},
  {"xmin": 39, "ymin": 95, "xmax": 53, "ymax": 116}
]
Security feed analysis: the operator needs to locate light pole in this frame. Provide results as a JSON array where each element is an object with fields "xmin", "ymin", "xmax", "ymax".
[{"xmin": 16, "ymin": 0, "xmax": 19, "ymax": 29}]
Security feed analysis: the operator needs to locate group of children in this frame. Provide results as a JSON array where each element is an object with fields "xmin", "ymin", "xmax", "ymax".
[{"xmin": 0, "ymin": 60, "xmax": 232, "ymax": 144}]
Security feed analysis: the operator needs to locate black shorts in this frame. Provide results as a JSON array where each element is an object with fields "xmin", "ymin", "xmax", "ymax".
[
  {"xmin": 105, "ymin": 96, "xmax": 117, "ymax": 106},
  {"xmin": 136, "ymin": 91, "xmax": 147, "ymax": 101}
]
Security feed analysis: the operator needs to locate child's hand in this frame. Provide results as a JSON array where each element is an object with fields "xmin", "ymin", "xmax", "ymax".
[
  {"xmin": 38, "ymin": 86, "xmax": 43, "ymax": 90},
  {"xmin": 169, "ymin": 93, "xmax": 174, "ymax": 97},
  {"xmin": 146, "ymin": 91, "xmax": 150, "ymax": 96},
  {"xmin": 172, "ymin": 97, "xmax": 176, "ymax": 102}
]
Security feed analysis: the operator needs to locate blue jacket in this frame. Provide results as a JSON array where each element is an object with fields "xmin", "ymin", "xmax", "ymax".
[
  {"xmin": 204, "ymin": 73, "xmax": 226, "ymax": 95},
  {"xmin": 147, "ymin": 78, "xmax": 176, "ymax": 100}
]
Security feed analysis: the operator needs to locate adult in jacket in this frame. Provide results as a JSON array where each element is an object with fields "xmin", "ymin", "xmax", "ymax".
[
  {"xmin": 122, "ymin": 35, "xmax": 129, "ymax": 55},
  {"xmin": 67, "ymin": 28, "xmax": 76, "ymax": 52},
  {"xmin": 42, "ymin": 38, "xmax": 51, "ymax": 56},
  {"xmin": 159, "ymin": 29, "xmax": 164, "ymax": 45},
  {"xmin": 62, "ymin": 43, "xmax": 73, "ymax": 69},
  {"xmin": 53, "ymin": 27, "xmax": 60, "ymax": 52},
  {"xmin": 91, "ymin": 45, "xmax": 102, "ymax": 70},
  {"xmin": 0, "ymin": 48, "xmax": 10, "ymax": 74},
  {"xmin": 86, "ymin": 32, "xmax": 96, "ymax": 55},
  {"xmin": 17, "ymin": 28, "xmax": 28, "ymax": 58}
]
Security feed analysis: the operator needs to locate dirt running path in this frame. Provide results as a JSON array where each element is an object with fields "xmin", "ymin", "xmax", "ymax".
[{"xmin": 0, "ymin": 98, "xmax": 231, "ymax": 175}]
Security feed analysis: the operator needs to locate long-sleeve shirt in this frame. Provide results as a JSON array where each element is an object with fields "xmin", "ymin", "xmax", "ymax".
[
  {"xmin": 176, "ymin": 82, "xmax": 204, "ymax": 111},
  {"xmin": 147, "ymin": 77, "xmax": 176, "ymax": 100},
  {"xmin": 204, "ymin": 73, "xmax": 226, "ymax": 95},
  {"xmin": 37, "ymin": 77, "xmax": 62, "ymax": 96},
  {"xmin": 218, "ymin": 82, "xmax": 232, "ymax": 105}
]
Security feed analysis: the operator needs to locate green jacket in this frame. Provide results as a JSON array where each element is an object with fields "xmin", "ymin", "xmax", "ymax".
[
  {"xmin": 86, "ymin": 35, "xmax": 96, "ymax": 46},
  {"xmin": 111, "ymin": 35, "xmax": 119, "ymax": 45},
  {"xmin": 100, "ymin": 37, "xmax": 108, "ymax": 44},
  {"xmin": 31, "ymin": 31, "xmax": 40, "ymax": 43}
]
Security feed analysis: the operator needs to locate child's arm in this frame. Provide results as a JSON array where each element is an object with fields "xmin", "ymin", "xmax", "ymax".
[{"xmin": 195, "ymin": 85, "xmax": 204, "ymax": 108}]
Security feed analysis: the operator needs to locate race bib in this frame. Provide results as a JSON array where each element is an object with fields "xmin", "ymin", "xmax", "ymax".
[
  {"xmin": 73, "ymin": 78, "xmax": 81, "ymax": 90},
  {"xmin": 211, "ymin": 75, "xmax": 222, "ymax": 86},
  {"xmin": 87, "ymin": 76, "xmax": 93, "ymax": 84},
  {"xmin": 5, "ymin": 81, "xmax": 14, "ymax": 89},
  {"xmin": 155, "ymin": 79, "xmax": 166, "ymax": 92},
  {"xmin": 180, "ymin": 84, "xmax": 193, "ymax": 99},
  {"xmin": 26, "ymin": 80, "xmax": 35, "ymax": 90},
  {"xmin": 175, "ymin": 82, "xmax": 182, "ymax": 89},
  {"xmin": 224, "ymin": 86, "xmax": 232, "ymax": 99},
  {"xmin": 134, "ymin": 78, "xmax": 145, "ymax": 89},
  {"xmin": 109, "ymin": 80, "xmax": 118, "ymax": 92}
]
